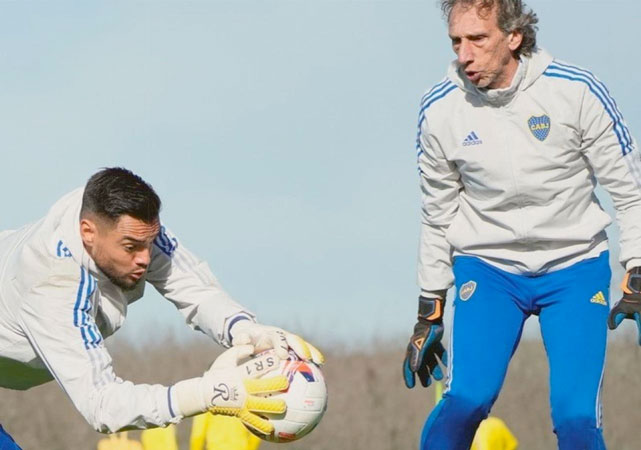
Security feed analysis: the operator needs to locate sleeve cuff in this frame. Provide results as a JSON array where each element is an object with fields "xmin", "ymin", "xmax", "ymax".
[
  {"xmin": 222, "ymin": 313, "xmax": 255, "ymax": 347},
  {"xmin": 420, "ymin": 289, "xmax": 447, "ymax": 299},
  {"xmin": 625, "ymin": 259, "xmax": 641, "ymax": 271},
  {"xmin": 172, "ymin": 377, "xmax": 205, "ymax": 418}
]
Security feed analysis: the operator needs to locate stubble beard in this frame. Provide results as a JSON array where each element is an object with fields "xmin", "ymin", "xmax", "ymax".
[
  {"xmin": 96, "ymin": 260, "xmax": 142, "ymax": 292},
  {"xmin": 476, "ymin": 67, "xmax": 501, "ymax": 89}
]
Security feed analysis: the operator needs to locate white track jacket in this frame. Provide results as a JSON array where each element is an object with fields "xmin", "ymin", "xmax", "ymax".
[
  {"xmin": 417, "ymin": 48, "xmax": 641, "ymax": 292},
  {"xmin": 0, "ymin": 188, "xmax": 254, "ymax": 432}
]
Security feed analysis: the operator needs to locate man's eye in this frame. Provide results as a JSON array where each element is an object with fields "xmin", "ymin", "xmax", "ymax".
[{"xmin": 124, "ymin": 245, "xmax": 135, "ymax": 252}]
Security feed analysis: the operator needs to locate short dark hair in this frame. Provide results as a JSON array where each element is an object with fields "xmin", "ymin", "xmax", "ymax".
[
  {"xmin": 441, "ymin": 0, "xmax": 538, "ymax": 57},
  {"xmin": 81, "ymin": 167, "xmax": 161, "ymax": 223}
]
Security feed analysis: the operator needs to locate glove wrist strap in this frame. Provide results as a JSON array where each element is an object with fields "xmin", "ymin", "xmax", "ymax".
[
  {"xmin": 418, "ymin": 296, "xmax": 445, "ymax": 322},
  {"xmin": 622, "ymin": 267, "xmax": 641, "ymax": 295},
  {"xmin": 173, "ymin": 377, "xmax": 206, "ymax": 418}
]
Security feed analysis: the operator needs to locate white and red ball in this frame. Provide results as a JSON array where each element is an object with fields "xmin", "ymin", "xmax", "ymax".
[{"xmin": 251, "ymin": 350, "xmax": 328, "ymax": 443}]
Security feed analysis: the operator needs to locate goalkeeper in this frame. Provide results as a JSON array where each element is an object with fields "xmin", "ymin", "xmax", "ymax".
[
  {"xmin": 0, "ymin": 167, "xmax": 323, "ymax": 448},
  {"xmin": 403, "ymin": 0, "xmax": 641, "ymax": 449}
]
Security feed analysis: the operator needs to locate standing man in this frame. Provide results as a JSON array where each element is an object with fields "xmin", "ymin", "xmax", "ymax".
[
  {"xmin": 402, "ymin": 1, "xmax": 641, "ymax": 449},
  {"xmin": 0, "ymin": 167, "xmax": 323, "ymax": 449}
]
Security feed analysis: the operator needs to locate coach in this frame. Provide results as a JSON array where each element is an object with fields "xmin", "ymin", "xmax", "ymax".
[{"xmin": 402, "ymin": 1, "xmax": 641, "ymax": 449}]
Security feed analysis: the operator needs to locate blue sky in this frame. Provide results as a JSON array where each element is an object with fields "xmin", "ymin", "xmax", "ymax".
[{"xmin": 1, "ymin": 0, "xmax": 639, "ymax": 346}]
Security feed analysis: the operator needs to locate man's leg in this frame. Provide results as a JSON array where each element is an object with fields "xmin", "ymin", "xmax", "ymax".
[
  {"xmin": 0, "ymin": 425, "xmax": 21, "ymax": 450},
  {"xmin": 538, "ymin": 252, "xmax": 610, "ymax": 450},
  {"xmin": 421, "ymin": 257, "xmax": 527, "ymax": 450}
]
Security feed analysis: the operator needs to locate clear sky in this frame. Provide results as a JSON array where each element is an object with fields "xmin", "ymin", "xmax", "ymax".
[{"xmin": 1, "ymin": 0, "xmax": 639, "ymax": 346}]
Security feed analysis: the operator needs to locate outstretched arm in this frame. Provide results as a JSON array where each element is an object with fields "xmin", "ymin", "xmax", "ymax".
[
  {"xmin": 146, "ymin": 225, "xmax": 324, "ymax": 364},
  {"xmin": 145, "ymin": 225, "xmax": 255, "ymax": 348},
  {"xmin": 20, "ymin": 258, "xmax": 289, "ymax": 433}
]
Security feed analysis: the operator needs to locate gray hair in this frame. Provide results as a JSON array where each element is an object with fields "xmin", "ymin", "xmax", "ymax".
[{"xmin": 441, "ymin": 0, "xmax": 539, "ymax": 57}]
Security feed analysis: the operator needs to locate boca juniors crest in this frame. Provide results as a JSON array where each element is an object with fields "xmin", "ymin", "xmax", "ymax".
[
  {"xmin": 528, "ymin": 115, "xmax": 551, "ymax": 141},
  {"xmin": 459, "ymin": 281, "xmax": 477, "ymax": 301}
]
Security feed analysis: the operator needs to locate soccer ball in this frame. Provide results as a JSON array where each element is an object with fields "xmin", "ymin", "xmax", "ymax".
[{"xmin": 250, "ymin": 350, "xmax": 328, "ymax": 443}]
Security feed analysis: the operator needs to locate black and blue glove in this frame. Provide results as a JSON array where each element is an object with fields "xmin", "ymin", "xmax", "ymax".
[
  {"xmin": 608, "ymin": 266, "xmax": 641, "ymax": 344},
  {"xmin": 403, "ymin": 294, "xmax": 447, "ymax": 388}
]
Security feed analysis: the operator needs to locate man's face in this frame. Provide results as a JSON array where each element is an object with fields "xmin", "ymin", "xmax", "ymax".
[
  {"xmin": 448, "ymin": 2, "xmax": 523, "ymax": 89},
  {"xmin": 80, "ymin": 214, "xmax": 160, "ymax": 291}
]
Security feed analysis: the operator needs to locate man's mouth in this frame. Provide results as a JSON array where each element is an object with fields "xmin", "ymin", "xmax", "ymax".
[
  {"xmin": 130, "ymin": 271, "xmax": 145, "ymax": 281},
  {"xmin": 466, "ymin": 71, "xmax": 481, "ymax": 83}
]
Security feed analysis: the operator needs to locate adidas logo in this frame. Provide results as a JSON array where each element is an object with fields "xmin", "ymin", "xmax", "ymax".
[
  {"xmin": 462, "ymin": 131, "xmax": 483, "ymax": 146},
  {"xmin": 590, "ymin": 291, "xmax": 607, "ymax": 306}
]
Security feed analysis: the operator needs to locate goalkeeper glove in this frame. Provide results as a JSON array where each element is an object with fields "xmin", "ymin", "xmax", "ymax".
[
  {"xmin": 403, "ymin": 294, "xmax": 447, "ymax": 389},
  {"xmin": 608, "ymin": 266, "xmax": 641, "ymax": 345},
  {"xmin": 230, "ymin": 320, "xmax": 325, "ymax": 365},
  {"xmin": 172, "ymin": 345, "xmax": 289, "ymax": 435}
]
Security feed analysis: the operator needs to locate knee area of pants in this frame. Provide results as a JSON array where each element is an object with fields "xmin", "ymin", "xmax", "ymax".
[
  {"xmin": 555, "ymin": 416, "xmax": 599, "ymax": 436},
  {"xmin": 441, "ymin": 393, "xmax": 491, "ymax": 422}
]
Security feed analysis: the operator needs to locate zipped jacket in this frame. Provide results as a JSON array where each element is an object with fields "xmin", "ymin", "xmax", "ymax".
[
  {"xmin": 0, "ymin": 188, "xmax": 254, "ymax": 432},
  {"xmin": 417, "ymin": 48, "xmax": 641, "ymax": 292}
]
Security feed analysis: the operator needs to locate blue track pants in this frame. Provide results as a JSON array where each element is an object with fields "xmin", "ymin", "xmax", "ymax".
[
  {"xmin": 0, "ymin": 425, "xmax": 20, "ymax": 450},
  {"xmin": 421, "ymin": 252, "xmax": 611, "ymax": 450}
]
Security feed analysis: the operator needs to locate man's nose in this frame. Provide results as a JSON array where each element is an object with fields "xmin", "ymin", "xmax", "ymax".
[
  {"xmin": 135, "ymin": 248, "xmax": 151, "ymax": 268},
  {"xmin": 457, "ymin": 40, "xmax": 473, "ymax": 66}
]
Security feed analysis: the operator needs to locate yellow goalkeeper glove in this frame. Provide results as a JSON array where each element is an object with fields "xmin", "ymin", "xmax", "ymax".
[{"xmin": 172, "ymin": 345, "xmax": 289, "ymax": 435}]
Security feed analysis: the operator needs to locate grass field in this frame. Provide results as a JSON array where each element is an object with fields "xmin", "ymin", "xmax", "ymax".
[{"xmin": 2, "ymin": 336, "xmax": 641, "ymax": 449}]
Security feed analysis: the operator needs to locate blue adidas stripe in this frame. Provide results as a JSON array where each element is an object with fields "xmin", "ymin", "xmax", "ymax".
[
  {"xmin": 73, "ymin": 268, "xmax": 86, "ymax": 327},
  {"xmin": 548, "ymin": 61, "xmax": 632, "ymax": 151},
  {"xmin": 417, "ymin": 83, "xmax": 457, "ymax": 133},
  {"xmin": 416, "ymin": 81, "xmax": 457, "ymax": 164},
  {"xmin": 55, "ymin": 240, "xmax": 72, "ymax": 258},
  {"xmin": 80, "ymin": 270, "xmax": 93, "ymax": 349},
  {"xmin": 86, "ymin": 276, "xmax": 102, "ymax": 348},
  {"xmin": 73, "ymin": 268, "xmax": 92, "ymax": 349},
  {"xmin": 83, "ymin": 276, "xmax": 102, "ymax": 348},
  {"xmin": 227, "ymin": 314, "xmax": 252, "ymax": 342},
  {"xmin": 544, "ymin": 63, "xmax": 632, "ymax": 155},
  {"xmin": 154, "ymin": 226, "xmax": 178, "ymax": 257},
  {"xmin": 554, "ymin": 61, "xmax": 633, "ymax": 152},
  {"xmin": 544, "ymin": 68, "xmax": 629, "ymax": 155},
  {"xmin": 73, "ymin": 268, "xmax": 101, "ymax": 350},
  {"xmin": 421, "ymin": 79, "xmax": 451, "ymax": 105},
  {"xmin": 167, "ymin": 387, "xmax": 176, "ymax": 418},
  {"xmin": 158, "ymin": 227, "xmax": 170, "ymax": 247},
  {"xmin": 81, "ymin": 274, "xmax": 92, "ymax": 329},
  {"xmin": 420, "ymin": 82, "xmax": 457, "ymax": 117},
  {"xmin": 552, "ymin": 62, "xmax": 628, "ymax": 127}
]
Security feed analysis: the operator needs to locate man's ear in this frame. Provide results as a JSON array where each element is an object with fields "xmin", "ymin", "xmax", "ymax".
[
  {"xmin": 80, "ymin": 217, "xmax": 98, "ymax": 248},
  {"xmin": 507, "ymin": 30, "xmax": 523, "ymax": 53}
]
